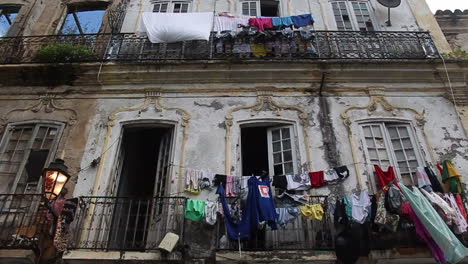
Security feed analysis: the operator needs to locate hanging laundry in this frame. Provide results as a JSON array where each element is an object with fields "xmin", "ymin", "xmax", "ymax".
[
  {"xmin": 455, "ymin": 194, "xmax": 468, "ymax": 221},
  {"xmin": 344, "ymin": 196, "xmax": 353, "ymax": 220},
  {"xmin": 442, "ymin": 160, "xmax": 463, "ymax": 193},
  {"xmin": 425, "ymin": 166, "xmax": 445, "ymax": 193},
  {"xmin": 309, "ymin": 171, "xmax": 326, "ymax": 188},
  {"xmin": 272, "ymin": 175, "xmax": 288, "ymax": 189},
  {"xmin": 334, "ymin": 166, "xmax": 350, "ymax": 180},
  {"xmin": 251, "ymin": 44, "xmax": 268, "ymax": 57},
  {"xmin": 205, "ymin": 201, "xmax": 219, "ymax": 225},
  {"xmin": 217, "ymin": 176, "xmax": 278, "ymax": 240},
  {"xmin": 277, "ymin": 192, "xmax": 309, "ymax": 205},
  {"xmin": 350, "ymin": 190, "xmax": 371, "ymax": 224},
  {"xmin": 385, "ymin": 184, "xmax": 402, "ymax": 214},
  {"xmin": 291, "ymin": 14, "xmax": 314, "ymax": 28},
  {"xmin": 420, "ymin": 188, "xmax": 457, "ymax": 223},
  {"xmin": 185, "ymin": 199, "xmax": 206, "ymax": 222},
  {"xmin": 53, "ymin": 198, "xmax": 79, "ymax": 252},
  {"xmin": 400, "ymin": 184, "xmax": 468, "ymax": 264},
  {"xmin": 444, "ymin": 194, "xmax": 468, "ymax": 234},
  {"xmin": 324, "ymin": 169, "xmax": 339, "ymax": 183},
  {"xmin": 286, "ymin": 173, "xmax": 311, "ymax": 191},
  {"xmin": 300, "ymin": 204, "xmax": 324, "ymax": 220},
  {"xmin": 139, "ymin": 12, "xmax": 214, "ymax": 43},
  {"xmin": 185, "ymin": 168, "xmax": 202, "ymax": 194},
  {"xmin": 374, "ymin": 165, "xmax": 399, "ymax": 191},
  {"xmin": 214, "ymin": 15, "xmax": 250, "ymax": 36},
  {"xmin": 401, "ymin": 203, "xmax": 446, "ymax": 263},
  {"xmin": 225, "ymin": 175, "xmax": 237, "ymax": 197},
  {"xmin": 416, "ymin": 167, "xmax": 432, "ymax": 189},
  {"xmin": 213, "ymin": 174, "xmax": 227, "ymax": 187},
  {"xmin": 276, "ymin": 207, "xmax": 300, "ymax": 228},
  {"xmin": 248, "ymin": 17, "xmax": 273, "ymax": 31},
  {"xmin": 334, "ymin": 199, "xmax": 349, "ymax": 225},
  {"xmin": 272, "ymin": 16, "xmax": 294, "ymax": 27},
  {"xmin": 374, "ymin": 193, "xmax": 399, "ymax": 232}
]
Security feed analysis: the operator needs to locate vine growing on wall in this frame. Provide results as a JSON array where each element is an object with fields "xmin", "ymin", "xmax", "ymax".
[{"xmin": 442, "ymin": 46, "xmax": 468, "ymax": 60}]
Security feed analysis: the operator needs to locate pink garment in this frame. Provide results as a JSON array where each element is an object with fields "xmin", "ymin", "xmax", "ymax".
[
  {"xmin": 226, "ymin": 175, "xmax": 236, "ymax": 197},
  {"xmin": 47, "ymin": 199, "xmax": 66, "ymax": 221},
  {"xmin": 248, "ymin": 18, "xmax": 273, "ymax": 31},
  {"xmin": 407, "ymin": 205, "xmax": 446, "ymax": 263}
]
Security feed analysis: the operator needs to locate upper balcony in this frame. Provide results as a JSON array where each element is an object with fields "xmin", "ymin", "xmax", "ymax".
[{"xmin": 0, "ymin": 31, "xmax": 439, "ymax": 65}]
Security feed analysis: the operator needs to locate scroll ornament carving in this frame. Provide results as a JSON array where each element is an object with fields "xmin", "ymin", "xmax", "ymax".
[
  {"xmin": 225, "ymin": 96, "xmax": 309, "ymax": 127},
  {"xmin": 107, "ymin": 93, "xmax": 191, "ymax": 127},
  {"xmin": 341, "ymin": 95, "xmax": 426, "ymax": 128},
  {"xmin": 0, "ymin": 95, "xmax": 78, "ymax": 131}
]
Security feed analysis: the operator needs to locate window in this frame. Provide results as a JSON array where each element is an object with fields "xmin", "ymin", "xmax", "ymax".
[
  {"xmin": 331, "ymin": 0, "xmax": 375, "ymax": 31},
  {"xmin": 241, "ymin": 125, "xmax": 297, "ymax": 177},
  {"xmin": 0, "ymin": 5, "xmax": 21, "ymax": 37},
  {"xmin": 61, "ymin": 6, "xmax": 106, "ymax": 34},
  {"xmin": 361, "ymin": 122, "xmax": 422, "ymax": 186},
  {"xmin": 0, "ymin": 123, "xmax": 63, "ymax": 194},
  {"xmin": 152, "ymin": 1, "xmax": 191, "ymax": 13},
  {"xmin": 241, "ymin": 0, "xmax": 279, "ymax": 17}
]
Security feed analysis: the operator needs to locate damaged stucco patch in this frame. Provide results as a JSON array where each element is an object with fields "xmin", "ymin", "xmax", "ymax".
[
  {"xmin": 435, "ymin": 126, "xmax": 468, "ymax": 161},
  {"xmin": 194, "ymin": 100, "xmax": 224, "ymax": 110}
]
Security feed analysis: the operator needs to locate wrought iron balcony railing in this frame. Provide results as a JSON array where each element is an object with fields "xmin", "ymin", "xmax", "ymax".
[
  {"xmin": 68, "ymin": 196, "xmax": 186, "ymax": 251},
  {"xmin": 0, "ymin": 31, "xmax": 439, "ymax": 64},
  {"xmin": 0, "ymin": 194, "xmax": 47, "ymax": 249}
]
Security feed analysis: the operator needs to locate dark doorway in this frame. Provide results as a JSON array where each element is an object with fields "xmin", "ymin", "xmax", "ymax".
[
  {"xmin": 110, "ymin": 126, "xmax": 173, "ymax": 250},
  {"xmin": 241, "ymin": 126, "xmax": 269, "ymax": 176}
]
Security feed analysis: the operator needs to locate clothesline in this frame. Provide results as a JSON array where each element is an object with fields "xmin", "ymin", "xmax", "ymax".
[{"xmin": 170, "ymin": 160, "xmax": 435, "ymax": 177}]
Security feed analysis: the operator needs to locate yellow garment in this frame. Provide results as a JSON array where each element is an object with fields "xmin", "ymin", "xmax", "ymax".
[
  {"xmin": 300, "ymin": 204, "xmax": 324, "ymax": 220},
  {"xmin": 447, "ymin": 161, "xmax": 461, "ymax": 178},
  {"xmin": 251, "ymin": 44, "xmax": 268, "ymax": 57}
]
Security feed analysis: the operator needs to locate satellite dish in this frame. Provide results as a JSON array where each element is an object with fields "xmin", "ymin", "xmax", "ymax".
[
  {"xmin": 377, "ymin": 0, "xmax": 401, "ymax": 8},
  {"xmin": 377, "ymin": 0, "xmax": 401, "ymax": 26}
]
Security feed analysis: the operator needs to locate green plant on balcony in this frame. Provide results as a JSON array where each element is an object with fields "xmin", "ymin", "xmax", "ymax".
[
  {"xmin": 34, "ymin": 43, "xmax": 96, "ymax": 63},
  {"xmin": 441, "ymin": 47, "xmax": 468, "ymax": 60}
]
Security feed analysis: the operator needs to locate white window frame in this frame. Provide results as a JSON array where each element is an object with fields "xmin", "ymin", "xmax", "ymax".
[
  {"xmin": 359, "ymin": 121, "xmax": 424, "ymax": 190},
  {"xmin": 0, "ymin": 121, "xmax": 64, "ymax": 194},
  {"xmin": 330, "ymin": 0, "xmax": 378, "ymax": 31},
  {"xmin": 152, "ymin": 1, "xmax": 191, "ymax": 13},
  {"xmin": 267, "ymin": 125, "xmax": 298, "ymax": 176},
  {"xmin": 240, "ymin": 0, "xmax": 260, "ymax": 16}
]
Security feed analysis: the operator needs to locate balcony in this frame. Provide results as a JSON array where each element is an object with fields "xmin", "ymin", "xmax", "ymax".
[
  {"xmin": 68, "ymin": 196, "xmax": 186, "ymax": 251},
  {"xmin": 0, "ymin": 194, "xmax": 47, "ymax": 250},
  {"xmin": 0, "ymin": 31, "xmax": 439, "ymax": 64}
]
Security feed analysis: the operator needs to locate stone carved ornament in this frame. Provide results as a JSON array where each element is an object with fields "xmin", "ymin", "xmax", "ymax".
[{"xmin": 0, "ymin": 94, "xmax": 78, "ymax": 132}]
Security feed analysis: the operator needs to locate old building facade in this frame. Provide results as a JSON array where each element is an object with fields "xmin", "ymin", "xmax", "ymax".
[{"xmin": 0, "ymin": 0, "xmax": 467, "ymax": 263}]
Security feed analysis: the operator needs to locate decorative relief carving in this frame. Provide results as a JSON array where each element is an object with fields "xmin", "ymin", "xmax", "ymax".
[
  {"xmin": 225, "ymin": 96, "xmax": 309, "ymax": 128},
  {"xmin": 0, "ymin": 94, "xmax": 78, "ymax": 131},
  {"xmin": 107, "ymin": 91, "xmax": 191, "ymax": 127},
  {"xmin": 341, "ymin": 95, "xmax": 426, "ymax": 128}
]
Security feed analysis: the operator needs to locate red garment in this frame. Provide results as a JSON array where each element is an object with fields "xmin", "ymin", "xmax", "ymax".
[
  {"xmin": 309, "ymin": 171, "xmax": 326, "ymax": 187},
  {"xmin": 436, "ymin": 164, "xmax": 444, "ymax": 176},
  {"xmin": 373, "ymin": 165, "xmax": 399, "ymax": 191},
  {"xmin": 248, "ymin": 18, "xmax": 273, "ymax": 31},
  {"xmin": 455, "ymin": 194, "xmax": 468, "ymax": 221}
]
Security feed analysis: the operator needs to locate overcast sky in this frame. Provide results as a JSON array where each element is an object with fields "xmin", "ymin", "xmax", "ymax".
[{"xmin": 425, "ymin": 0, "xmax": 468, "ymax": 13}]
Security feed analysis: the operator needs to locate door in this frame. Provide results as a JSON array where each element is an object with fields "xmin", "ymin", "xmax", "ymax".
[{"xmin": 146, "ymin": 130, "xmax": 173, "ymax": 248}]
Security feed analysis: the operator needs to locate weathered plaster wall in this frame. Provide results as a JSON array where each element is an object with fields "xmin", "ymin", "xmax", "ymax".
[
  {"xmin": 435, "ymin": 10, "xmax": 468, "ymax": 52},
  {"xmin": 0, "ymin": 96, "xmax": 97, "ymax": 196}
]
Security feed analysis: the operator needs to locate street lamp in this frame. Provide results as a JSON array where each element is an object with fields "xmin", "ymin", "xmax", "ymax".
[{"xmin": 43, "ymin": 159, "xmax": 70, "ymax": 200}]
